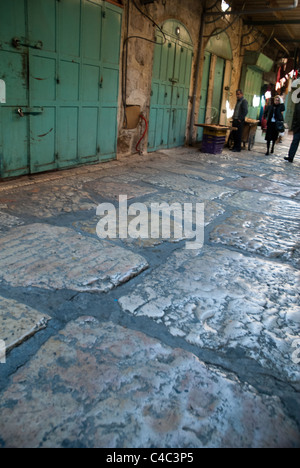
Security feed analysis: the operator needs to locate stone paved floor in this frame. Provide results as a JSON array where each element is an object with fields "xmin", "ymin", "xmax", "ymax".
[{"xmin": 0, "ymin": 132, "xmax": 299, "ymax": 448}]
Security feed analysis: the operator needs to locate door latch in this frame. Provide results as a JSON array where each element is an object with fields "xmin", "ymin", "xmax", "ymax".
[
  {"xmin": 12, "ymin": 37, "xmax": 43, "ymax": 50},
  {"xmin": 17, "ymin": 107, "xmax": 44, "ymax": 116}
]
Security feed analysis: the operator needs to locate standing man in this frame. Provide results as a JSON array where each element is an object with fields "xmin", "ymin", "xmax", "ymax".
[
  {"xmin": 284, "ymin": 101, "xmax": 300, "ymax": 163},
  {"xmin": 232, "ymin": 89, "xmax": 248, "ymax": 152}
]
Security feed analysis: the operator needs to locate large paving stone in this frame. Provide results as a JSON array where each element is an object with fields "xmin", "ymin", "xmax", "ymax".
[
  {"xmin": 210, "ymin": 209, "xmax": 300, "ymax": 268},
  {"xmin": 138, "ymin": 172, "xmax": 236, "ymax": 200},
  {"xmin": 228, "ymin": 191, "xmax": 300, "ymax": 220},
  {"xmin": 267, "ymin": 172, "xmax": 300, "ymax": 188},
  {"xmin": 0, "ymin": 182, "xmax": 96, "ymax": 218},
  {"xmin": 133, "ymin": 158, "xmax": 227, "ymax": 182},
  {"xmin": 0, "ymin": 211, "xmax": 24, "ymax": 232},
  {"xmin": 84, "ymin": 177, "xmax": 158, "ymax": 200},
  {"xmin": 0, "ymin": 318, "xmax": 298, "ymax": 448},
  {"xmin": 119, "ymin": 247, "xmax": 300, "ymax": 382},
  {"xmin": 227, "ymin": 176, "xmax": 300, "ymax": 198},
  {"xmin": 74, "ymin": 191, "xmax": 224, "ymax": 248},
  {"xmin": 0, "ymin": 296, "xmax": 50, "ymax": 353},
  {"xmin": 0, "ymin": 224, "xmax": 148, "ymax": 292}
]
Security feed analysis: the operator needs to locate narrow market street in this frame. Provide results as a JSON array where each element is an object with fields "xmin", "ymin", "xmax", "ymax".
[{"xmin": 0, "ymin": 133, "xmax": 299, "ymax": 448}]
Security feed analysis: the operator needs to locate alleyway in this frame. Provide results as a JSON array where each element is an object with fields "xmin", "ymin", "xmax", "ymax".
[{"xmin": 0, "ymin": 131, "xmax": 299, "ymax": 448}]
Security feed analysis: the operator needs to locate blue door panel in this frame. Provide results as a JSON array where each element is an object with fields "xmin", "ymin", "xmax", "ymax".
[
  {"xmin": 101, "ymin": 8, "xmax": 122, "ymax": 66},
  {"xmin": 0, "ymin": 0, "xmax": 26, "ymax": 45},
  {"xmin": 30, "ymin": 54, "xmax": 56, "ymax": 102},
  {"xmin": 27, "ymin": 0, "xmax": 56, "ymax": 53},
  {"xmin": 79, "ymin": 108, "xmax": 99, "ymax": 162},
  {"xmin": 0, "ymin": 50, "xmax": 28, "ymax": 104},
  {"xmin": 59, "ymin": 61, "xmax": 80, "ymax": 102},
  {"xmin": 30, "ymin": 108, "xmax": 56, "ymax": 173},
  {"xmin": 82, "ymin": 65, "xmax": 101, "ymax": 102},
  {"xmin": 99, "ymin": 107, "xmax": 118, "ymax": 159},
  {"xmin": 1, "ymin": 108, "xmax": 29, "ymax": 177},
  {"xmin": 56, "ymin": 107, "xmax": 78, "ymax": 167},
  {"xmin": 82, "ymin": 2, "xmax": 102, "ymax": 61},
  {"xmin": 59, "ymin": 0, "xmax": 81, "ymax": 58},
  {"xmin": 102, "ymin": 68, "xmax": 119, "ymax": 105}
]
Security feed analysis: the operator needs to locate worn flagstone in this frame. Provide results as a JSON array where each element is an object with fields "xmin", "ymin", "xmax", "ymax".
[
  {"xmin": 138, "ymin": 172, "xmax": 237, "ymax": 200},
  {"xmin": 74, "ymin": 192, "xmax": 224, "ymax": 248},
  {"xmin": 119, "ymin": 246, "xmax": 300, "ymax": 382},
  {"xmin": 84, "ymin": 177, "xmax": 158, "ymax": 200},
  {"xmin": 267, "ymin": 172, "xmax": 300, "ymax": 188},
  {"xmin": 0, "ymin": 211, "xmax": 24, "ymax": 232},
  {"xmin": 133, "ymin": 157, "xmax": 227, "ymax": 182},
  {"xmin": 0, "ymin": 182, "xmax": 96, "ymax": 218},
  {"xmin": 0, "ymin": 224, "xmax": 148, "ymax": 292},
  {"xmin": 0, "ymin": 142, "xmax": 299, "ymax": 448},
  {"xmin": 0, "ymin": 296, "xmax": 51, "ymax": 353},
  {"xmin": 210, "ymin": 209, "xmax": 300, "ymax": 268},
  {"xmin": 227, "ymin": 176, "xmax": 300, "ymax": 198},
  {"xmin": 0, "ymin": 317, "xmax": 298, "ymax": 448},
  {"xmin": 227, "ymin": 191, "xmax": 300, "ymax": 219}
]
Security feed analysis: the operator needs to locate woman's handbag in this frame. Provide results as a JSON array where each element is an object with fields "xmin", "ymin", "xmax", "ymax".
[{"xmin": 276, "ymin": 120, "xmax": 285, "ymax": 133}]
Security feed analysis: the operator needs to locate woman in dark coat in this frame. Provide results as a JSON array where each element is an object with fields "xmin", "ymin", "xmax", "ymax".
[{"xmin": 264, "ymin": 96, "xmax": 285, "ymax": 155}]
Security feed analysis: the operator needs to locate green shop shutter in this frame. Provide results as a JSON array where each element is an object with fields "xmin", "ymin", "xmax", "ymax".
[
  {"xmin": 148, "ymin": 20, "xmax": 193, "ymax": 152},
  {"xmin": 0, "ymin": 0, "xmax": 122, "ymax": 178},
  {"xmin": 240, "ymin": 66, "xmax": 263, "ymax": 120}
]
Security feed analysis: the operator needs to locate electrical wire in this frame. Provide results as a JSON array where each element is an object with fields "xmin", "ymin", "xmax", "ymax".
[
  {"xmin": 203, "ymin": 14, "xmax": 240, "ymax": 37},
  {"xmin": 241, "ymin": 26, "xmax": 254, "ymax": 38},
  {"xmin": 206, "ymin": 0, "xmax": 220, "ymax": 11},
  {"xmin": 241, "ymin": 29, "xmax": 265, "ymax": 47},
  {"xmin": 203, "ymin": 0, "xmax": 242, "ymax": 36}
]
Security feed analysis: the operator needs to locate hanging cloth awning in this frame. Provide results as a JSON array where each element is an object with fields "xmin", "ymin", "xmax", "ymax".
[{"xmin": 205, "ymin": 30, "xmax": 232, "ymax": 60}]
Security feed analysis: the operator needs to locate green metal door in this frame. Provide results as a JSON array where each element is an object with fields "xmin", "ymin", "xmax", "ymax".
[
  {"xmin": 148, "ymin": 38, "xmax": 175, "ymax": 151},
  {"xmin": 0, "ymin": 0, "xmax": 122, "ymax": 178},
  {"xmin": 28, "ymin": 0, "xmax": 58, "ymax": 173},
  {"xmin": 99, "ymin": 3, "xmax": 122, "ymax": 161},
  {"xmin": 197, "ymin": 51, "xmax": 211, "ymax": 141},
  {"xmin": 211, "ymin": 56, "xmax": 225, "ymax": 124},
  {"xmin": 198, "ymin": 30, "xmax": 232, "ymax": 138},
  {"xmin": 148, "ymin": 21, "xmax": 193, "ymax": 152},
  {"xmin": 240, "ymin": 66, "xmax": 263, "ymax": 120},
  {"xmin": 0, "ymin": 0, "xmax": 29, "ymax": 177},
  {"xmin": 169, "ymin": 42, "xmax": 193, "ymax": 147}
]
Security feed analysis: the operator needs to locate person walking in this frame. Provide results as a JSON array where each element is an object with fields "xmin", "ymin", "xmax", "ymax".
[
  {"xmin": 284, "ymin": 101, "xmax": 300, "ymax": 163},
  {"xmin": 232, "ymin": 89, "xmax": 248, "ymax": 152},
  {"xmin": 263, "ymin": 95, "xmax": 285, "ymax": 155}
]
